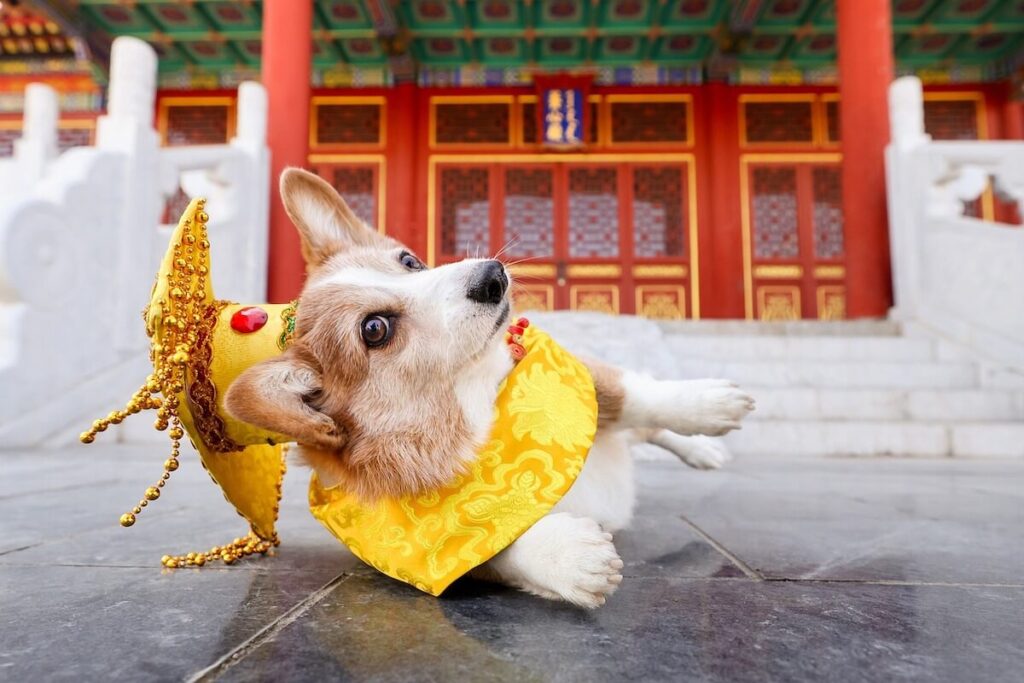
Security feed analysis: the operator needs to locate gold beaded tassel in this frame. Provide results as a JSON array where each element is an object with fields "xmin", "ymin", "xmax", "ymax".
[
  {"xmin": 79, "ymin": 201, "xmax": 211, "ymax": 529},
  {"xmin": 160, "ymin": 532, "xmax": 279, "ymax": 568},
  {"xmin": 161, "ymin": 446, "xmax": 287, "ymax": 568}
]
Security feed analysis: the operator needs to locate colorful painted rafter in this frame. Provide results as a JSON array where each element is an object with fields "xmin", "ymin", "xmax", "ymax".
[{"xmin": 19, "ymin": 1, "xmax": 1023, "ymax": 85}]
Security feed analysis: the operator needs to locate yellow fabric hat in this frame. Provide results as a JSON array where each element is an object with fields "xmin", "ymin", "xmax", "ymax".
[
  {"xmin": 83, "ymin": 198, "xmax": 296, "ymax": 564},
  {"xmin": 83, "ymin": 199, "xmax": 599, "ymax": 592}
]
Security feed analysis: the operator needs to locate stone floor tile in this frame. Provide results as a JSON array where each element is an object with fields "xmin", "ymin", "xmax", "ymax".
[
  {"xmin": 614, "ymin": 515, "xmax": 747, "ymax": 580},
  {"xmin": 4, "ymin": 446, "xmax": 1023, "ymax": 682},
  {"xmin": 211, "ymin": 574, "xmax": 1024, "ymax": 683},
  {"xmin": 0, "ymin": 564, "xmax": 344, "ymax": 682},
  {"xmin": 663, "ymin": 458, "xmax": 1024, "ymax": 584},
  {"xmin": 0, "ymin": 461, "xmax": 357, "ymax": 573}
]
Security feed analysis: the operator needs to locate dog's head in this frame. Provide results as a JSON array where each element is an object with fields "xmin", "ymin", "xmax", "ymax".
[{"xmin": 225, "ymin": 168, "xmax": 514, "ymax": 501}]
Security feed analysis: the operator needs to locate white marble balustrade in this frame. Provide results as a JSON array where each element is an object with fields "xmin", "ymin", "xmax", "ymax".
[{"xmin": 0, "ymin": 37, "xmax": 269, "ymax": 447}]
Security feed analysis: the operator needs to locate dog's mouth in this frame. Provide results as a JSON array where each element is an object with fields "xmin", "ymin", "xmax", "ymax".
[
  {"xmin": 490, "ymin": 300, "xmax": 511, "ymax": 338},
  {"xmin": 464, "ymin": 300, "xmax": 510, "ymax": 363}
]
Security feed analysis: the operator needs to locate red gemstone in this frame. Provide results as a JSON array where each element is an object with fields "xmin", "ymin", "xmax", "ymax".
[{"xmin": 231, "ymin": 306, "xmax": 268, "ymax": 333}]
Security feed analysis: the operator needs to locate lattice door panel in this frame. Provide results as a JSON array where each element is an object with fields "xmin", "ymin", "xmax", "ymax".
[
  {"xmin": 503, "ymin": 167, "xmax": 555, "ymax": 259},
  {"xmin": 633, "ymin": 166, "xmax": 686, "ymax": 259},
  {"xmin": 568, "ymin": 167, "xmax": 621, "ymax": 259},
  {"xmin": 630, "ymin": 163, "xmax": 692, "ymax": 319},
  {"xmin": 433, "ymin": 160, "xmax": 695, "ymax": 317},
  {"xmin": 438, "ymin": 166, "xmax": 493, "ymax": 258},
  {"xmin": 746, "ymin": 160, "xmax": 846, "ymax": 320},
  {"xmin": 331, "ymin": 166, "xmax": 378, "ymax": 229},
  {"xmin": 751, "ymin": 166, "xmax": 800, "ymax": 260},
  {"xmin": 309, "ymin": 163, "xmax": 382, "ymax": 232},
  {"xmin": 811, "ymin": 166, "xmax": 844, "ymax": 260}
]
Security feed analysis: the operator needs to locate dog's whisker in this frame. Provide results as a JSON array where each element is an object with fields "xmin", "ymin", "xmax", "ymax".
[{"xmin": 492, "ymin": 236, "xmax": 518, "ymax": 261}]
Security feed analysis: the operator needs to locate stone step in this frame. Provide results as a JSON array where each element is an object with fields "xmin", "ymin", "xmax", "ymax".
[
  {"xmin": 665, "ymin": 335, "xmax": 937, "ymax": 362},
  {"xmin": 674, "ymin": 359, "xmax": 979, "ymax": 389},
  {"xmin": 980, "ymin": 365, "xmax": 1024, "ymax": 389},
  {"xmin": 658, "ymin": 319, "xmax": 901, "ymax": 337},
  {"xmin": 951, "ymin": 424, "xmax": 1024, "ymax": 458},
  {"xmin": 745, "ymin": 388, "xmax": 1024, "ymax": 422},
  {"xmin": 723, "ymin": 421, "xmax": 1024, "ymax": 458}
]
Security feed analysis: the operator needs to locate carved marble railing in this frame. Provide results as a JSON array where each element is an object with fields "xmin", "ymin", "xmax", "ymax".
[
  {"xmin": 886, "ymin": 76, "xmax": 1024, "ymax": 369},
  {"xmin": 0, "ymin": 37, "xmax": 269, "ymax": 447}
]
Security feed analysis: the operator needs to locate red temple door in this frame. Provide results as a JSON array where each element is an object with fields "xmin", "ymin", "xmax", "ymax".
[
  {"xmin": 436, "ymin": 160, "xmax": 693, "ymax": 318},
  {"xmin": 745, "ymin": 160, "xmax": 846, "ymax": 320}
]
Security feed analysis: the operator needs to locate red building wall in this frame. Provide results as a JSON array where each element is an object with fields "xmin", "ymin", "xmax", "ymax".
[{"xmin": 149, "ymin": 81, "xmax": 1019, "ymax": 319}]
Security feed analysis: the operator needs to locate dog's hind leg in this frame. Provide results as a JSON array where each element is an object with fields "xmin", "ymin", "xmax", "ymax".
[{"xmin": 643, "ymin": 429, "xmax": 733, "ymax": 470}]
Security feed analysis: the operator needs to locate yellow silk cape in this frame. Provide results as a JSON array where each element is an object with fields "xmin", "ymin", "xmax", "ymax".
[{"xmin": 309, "ymin": 325, "xmax": 598, "ymax": 596}]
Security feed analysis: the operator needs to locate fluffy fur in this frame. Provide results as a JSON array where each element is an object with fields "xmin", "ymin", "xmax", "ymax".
[{"xmin": 225, "ymin": 168, "xmax": 755, "ymax": 608}]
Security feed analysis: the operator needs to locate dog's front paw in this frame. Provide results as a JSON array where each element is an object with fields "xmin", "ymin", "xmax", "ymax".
[
  {"xmin": 691, "ymin": 380, "xmax": 755, "ymax": 436},
  {"xmin": 524, "ymin": 516, "xmax": 623, "ymax": 609}
]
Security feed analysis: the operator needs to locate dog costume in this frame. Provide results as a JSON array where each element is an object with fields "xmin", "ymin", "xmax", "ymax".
[{"xmin": 85, "ymin": 199, "xmax": 597, "ymax": 595}]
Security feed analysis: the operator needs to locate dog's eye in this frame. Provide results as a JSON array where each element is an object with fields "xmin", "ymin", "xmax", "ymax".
[
  {"xmin": 399, "ymin": 251, "xmax": 424, "ymax": 271},
  {"xmin": 361, "ymin": 315, "xmax": 394, "ymax": 348}
]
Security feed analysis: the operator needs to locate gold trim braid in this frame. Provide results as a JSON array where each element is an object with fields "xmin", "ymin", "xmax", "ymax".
[{"xmin": 186, "ymin": 301, "xmax": 244, "ymax": 454}]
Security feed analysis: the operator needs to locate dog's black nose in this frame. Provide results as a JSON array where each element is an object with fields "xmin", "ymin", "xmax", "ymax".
[{"xmin": 466, "ymin": 260, "xmax": 508, "ymax": 305}]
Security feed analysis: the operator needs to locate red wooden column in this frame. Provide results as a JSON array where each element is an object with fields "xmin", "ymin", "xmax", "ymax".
[
  {"xmin": 702, "ymin": 82, "xmax": 745, "ymax": 318},
  {"xmin": 837, "ymin": 0, "xmax": 894, "ymax": 318},
  {"xmin": 1004, "ymin": 88, "xmax": 1024, "ymax": 140},
  {"xmin": 263, "ymin": 0, "xmax": 312, "ymax": 302},
  {"xmin": 386, "ymin": 83, "xmax": 418, "ymax": 247}
]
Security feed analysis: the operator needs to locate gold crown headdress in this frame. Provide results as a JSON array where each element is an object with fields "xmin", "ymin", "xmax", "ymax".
[{"xmin": 81, "ymin": 199, "xmax": 297, "ymax": 568}]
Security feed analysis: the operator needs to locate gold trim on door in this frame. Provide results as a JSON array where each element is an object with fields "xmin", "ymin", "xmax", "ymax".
[
  {"xmin": 309, "ymin": 95, "xmax": 386, "ymax": 151},
  {"xmin": 156, "ymin": 96, "xmax": 236, "ymax": 145},
  {"xmin": 570, "ymin": 284, "xmax": 620, "ymax": 314},
  {"xmin": 605, "ymin": 93, "xmax": 694, "ymax": 147},
  {"xmin": 633, "ymin": 264, "xmax": 688, "ymax": 278},
  {"xmin": 429, "ymin": 95, "xmax": 515, "ymax": 148},
  {"xmin": 636, "ymin": 285, "xmax": 687, "ymax": 320},
  {"xmin": 756, "ymin": 285, "xmax": 801, "ymax": 321}
]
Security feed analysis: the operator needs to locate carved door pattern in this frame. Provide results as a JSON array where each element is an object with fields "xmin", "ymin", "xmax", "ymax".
[
  {"xmin": 310, "ymin": 162, "xmax": 383, "ymax": 232},
  {"xmin": 746, "ymin": 161, "xmax": 846, "ymax": 320},
  {"xmin": 435, "ymin": 160, "xmax": 693, "ymax": 318}
]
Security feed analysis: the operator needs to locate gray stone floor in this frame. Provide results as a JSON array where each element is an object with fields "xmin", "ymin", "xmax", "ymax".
[{"xmin": 1, "ymin": 444, "xmax": 1022, "ymax": 683}]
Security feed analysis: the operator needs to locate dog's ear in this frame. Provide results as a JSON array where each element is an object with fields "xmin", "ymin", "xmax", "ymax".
[
  {"xmin": 224, "ymin": 347, "xmax": 346, "ymax": 451},
  {"xmin": 279, "ymin": 167, "xmax": 392, "ymax": 267}
]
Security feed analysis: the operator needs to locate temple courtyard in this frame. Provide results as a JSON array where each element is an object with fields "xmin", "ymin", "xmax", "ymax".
[{"xmin": 2, "ymin": 443, "xmax": 1021, "ymax": 682}]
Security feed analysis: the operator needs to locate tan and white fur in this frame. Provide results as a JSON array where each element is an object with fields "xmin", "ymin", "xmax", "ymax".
[{"xmin": 225, "ymin": 168, "xmax": 754, "ymax": 609}]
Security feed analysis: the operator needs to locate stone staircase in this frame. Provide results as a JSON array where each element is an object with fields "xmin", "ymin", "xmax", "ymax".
[{"xmin": 532, "ymin": 313, "xmax": 1024, "ymax": 459}]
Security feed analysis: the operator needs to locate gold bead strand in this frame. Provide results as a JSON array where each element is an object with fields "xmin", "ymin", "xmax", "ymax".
[
  {"xmin": 160, "ymin": 530, "xmax": 276, "ymax": 569},
  {"xmin": 118, "ymin": 414, "xmax": 184, "ymax": 528},
  {"xmin": 83, "ymin": 202, "xmax": 213, "ymax": 534},
  {"xmin": 79, "ymin": 381, "xmax": 155, "ymax": 444}
]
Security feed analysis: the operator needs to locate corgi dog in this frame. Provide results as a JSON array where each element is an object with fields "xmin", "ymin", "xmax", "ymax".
[{"xmin": 225, "ymin": 168, "xmax": 754, "ymax": 608}]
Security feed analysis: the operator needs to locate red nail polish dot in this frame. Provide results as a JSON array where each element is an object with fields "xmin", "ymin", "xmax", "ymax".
[{"xmin": 231, "ymin": 306, "xmax": 268, "ymax": 333}]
